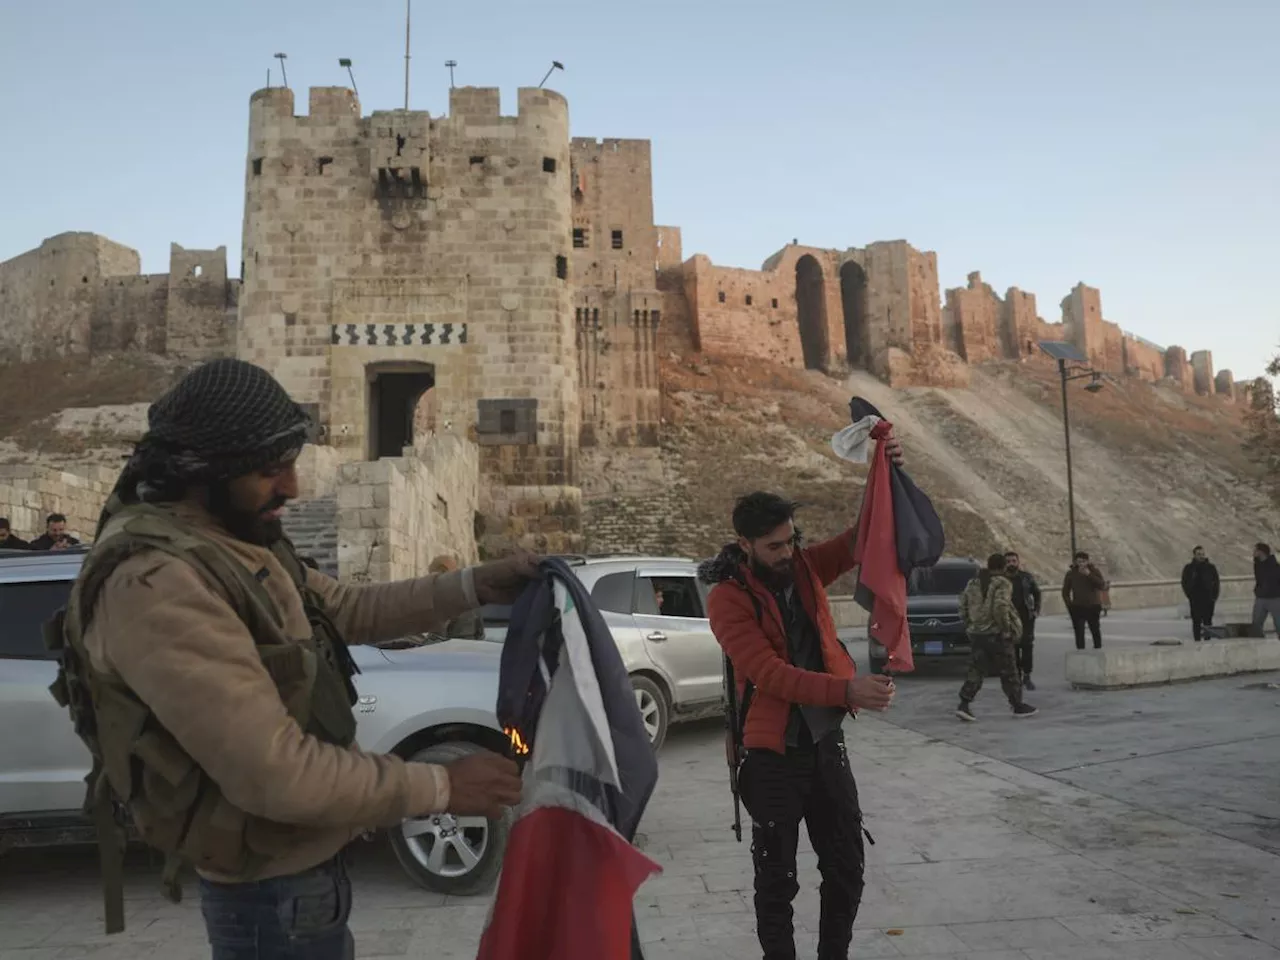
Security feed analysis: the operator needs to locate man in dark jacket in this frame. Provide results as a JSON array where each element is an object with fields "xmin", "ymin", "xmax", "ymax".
[
  {"xmin": 1004, "ymin": 551, "xmax": 1041, "ymax": 689},
  {"xmin": 1181, "ymin": 546, "xmax": 1221, "ymax": 642},
  {"xmin": 1252, "ymin": 542, "xmax": 1280, "ymax": 637},
  {"xmin": 702, "ymin": 480, "xmax": 899, "ymax": 960},
  {"xmin": 28, "ymin": 513, "xmax": 81, "ymax": 551},
  {"xmin": 0, "ymin": 518, "xmax": 29, "ymax": 550},
  {"xmin": 1062, "ymin": 551, "xmax": 1107, "ymax": 650}
]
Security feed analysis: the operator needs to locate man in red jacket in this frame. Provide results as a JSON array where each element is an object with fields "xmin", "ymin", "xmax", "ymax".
[{"xmin": 701, "ymin": 461, "xmax": 900, "ymax": 960}]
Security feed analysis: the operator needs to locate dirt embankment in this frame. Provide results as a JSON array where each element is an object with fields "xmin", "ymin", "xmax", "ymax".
[
  {"xmin": 638, "ymin": 351, "xmax": 1276, "ymax": 582},
  {"xmin": 0, "ymin": 354, "xmax": 186, "ymax": 463}
]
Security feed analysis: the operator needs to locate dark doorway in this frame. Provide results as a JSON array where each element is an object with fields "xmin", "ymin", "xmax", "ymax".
[
  {"xmin": 367, "ymin": 363, "xmax": 435, "ymax": 459},
  {"xmin": 795, "ymin": 255, "xmax": 829, "ymax": 371},
  {"xmin": 840, "ymin": 261, "xmax": 869, "ymax": 369}
]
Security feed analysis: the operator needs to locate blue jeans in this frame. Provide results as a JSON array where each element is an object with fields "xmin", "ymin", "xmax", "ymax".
[{"xmin": 200, "ymin": 856, "xmax": 354, "ymax": 960}]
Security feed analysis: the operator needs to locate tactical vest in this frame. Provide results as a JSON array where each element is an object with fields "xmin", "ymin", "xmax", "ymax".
[{"xmin": 43, "ymin": 500, "xmax": 360, "ymax": 935}]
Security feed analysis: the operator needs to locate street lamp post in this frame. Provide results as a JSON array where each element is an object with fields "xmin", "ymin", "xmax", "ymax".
[{"xmin": 1040, "ymin": 342, "xmax": 1104, "ymax": 559}]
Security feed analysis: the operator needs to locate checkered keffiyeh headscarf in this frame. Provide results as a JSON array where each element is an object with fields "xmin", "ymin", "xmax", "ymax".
[{"xmin": 114, "ymin": 359, "xmax": 312, "ymax": 507}]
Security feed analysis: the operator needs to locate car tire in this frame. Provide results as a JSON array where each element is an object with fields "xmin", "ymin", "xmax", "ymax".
[
  {"xmin": 868, "ymin": 654, "xmax": 888, "ymax": 676},
  {"xmin": 388, "ymin": 740, "xmax": 512, "ymax": 896},
  {"xmin": 631, "ymin": 674, "xmax": 670, "ymax": 751}
]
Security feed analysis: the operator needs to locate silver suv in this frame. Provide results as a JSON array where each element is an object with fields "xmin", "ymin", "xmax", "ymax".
[
  {"xmin": 482, "ymin": 555, "xmax": 724, "ymax": 749},
  {"xmin": 0, "ymin": 547, "xmax": 512, "ymax": 896}
]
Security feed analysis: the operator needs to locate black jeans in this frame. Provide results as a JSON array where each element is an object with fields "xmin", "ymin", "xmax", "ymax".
[
  {"xmin": 1014, "ymin": 614, "xmax": 1036, "ymax": 674},
  {"xmin": 1068, "ymin": 604, "xmax": 1103, "ymax": 649},
  {"xmin": 200, "ymin": 856, "xmax": 354, "ymax": 960},
  {"xmin": 738, "ymin": 732, "xmax": 866, "ymax": 960},
  {"xmin": 1189, "ymin": 597, "xmax": 1216, "ymax": 641}
]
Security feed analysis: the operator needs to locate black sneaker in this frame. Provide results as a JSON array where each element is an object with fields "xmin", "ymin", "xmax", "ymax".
[
  {"xmin": 1022, "ymin": 674, "xmax": 1036, "ymax": 691},
  {"xmin": 1012, "ymin": 702, "xmax": 1038, "ymax": 718},
  {"xmin": 956, "ymin": 702, "xmax": 977, "ymax": 722}
]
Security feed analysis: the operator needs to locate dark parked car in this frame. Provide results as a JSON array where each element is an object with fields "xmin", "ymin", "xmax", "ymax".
[{"xmin": 868, "ymin": 557, "xmax": 980, "ymax": 673}]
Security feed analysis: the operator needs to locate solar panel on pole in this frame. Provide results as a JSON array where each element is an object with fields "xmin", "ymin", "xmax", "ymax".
[{"xmin": 1037, "ymin": 341, "xmax": 1088, "ymax": 364}]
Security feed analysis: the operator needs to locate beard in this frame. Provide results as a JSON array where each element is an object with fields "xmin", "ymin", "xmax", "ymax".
[
  {"xmin": 209, "ymin": 481, "xmax": 286, "ymax": 546},
  {"xmin": 750, "ymin": 553, "xmax": 795, "ymax": 589}
]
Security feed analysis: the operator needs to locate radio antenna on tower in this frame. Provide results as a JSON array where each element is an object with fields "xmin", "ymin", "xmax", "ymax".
[{"xmin": 403, "ymin": 0, "xmax": 412, "ymax": 110}]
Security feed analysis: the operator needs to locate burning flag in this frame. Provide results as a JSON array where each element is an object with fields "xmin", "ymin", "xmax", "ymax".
[
  {"xmin": 479, "ymin": 558, "xmax": 661, "ymax": 960},
  {"xmin": 834, "ymin": 397, "xmax": 946, "ymax": 674}
]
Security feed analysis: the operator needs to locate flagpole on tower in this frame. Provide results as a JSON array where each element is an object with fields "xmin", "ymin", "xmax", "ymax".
[{"xmin": 403, "ymin": 0, "xmax": 411, "ymax": 110}]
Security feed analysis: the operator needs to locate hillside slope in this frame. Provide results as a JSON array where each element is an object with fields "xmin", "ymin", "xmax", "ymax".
[{"xmin": 584, "ymin": 351, "xmax": 1276, "ymax": 583}]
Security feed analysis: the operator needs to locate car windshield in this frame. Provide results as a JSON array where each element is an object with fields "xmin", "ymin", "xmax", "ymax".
[{"xmin": 909, "ymin": 565, "xmax": 976, "ymax": 596}]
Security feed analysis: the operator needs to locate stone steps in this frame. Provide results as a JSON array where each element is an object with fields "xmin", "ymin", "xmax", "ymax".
[{"xmin": 282, "ymin": 496, "xmax": 338, "ymax": 576}]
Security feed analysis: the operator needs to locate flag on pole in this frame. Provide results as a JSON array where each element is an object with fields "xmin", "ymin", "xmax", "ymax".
[{"xmin": 479, "ymin": 559, "xmax": 661, "ymax": 960}]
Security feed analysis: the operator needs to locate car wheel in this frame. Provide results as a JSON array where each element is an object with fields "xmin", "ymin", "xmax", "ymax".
[
  {"xmin": 631, "ymin": 675, "xmax": 669, "ymax": 750},
  {"xmin": 868, "ymin": 654, "xmax": 888, "ymax": 676},
  {"xmin": 388, "ymin": 740, "xmax": 512, "ymax": 896}
]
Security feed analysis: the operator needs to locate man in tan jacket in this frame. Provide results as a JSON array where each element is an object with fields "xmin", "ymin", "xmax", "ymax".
[{"xmin": 66, "ymin": 359, "xmax": 533, "ymax": 959}]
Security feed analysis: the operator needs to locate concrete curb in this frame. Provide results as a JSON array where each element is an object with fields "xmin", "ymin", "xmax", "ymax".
[{"xmin": 1065, "ymin": 638, "xmax": 1280, "ymax": 689}]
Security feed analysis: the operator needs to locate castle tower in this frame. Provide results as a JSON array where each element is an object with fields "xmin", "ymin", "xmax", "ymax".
[
  {"xmin": 569, "ymin": 137, "xmax": 661, "ymax": 448},
  {"xmin": 239, "ymin": 84, "xmax": 580, "ymax": 551}
]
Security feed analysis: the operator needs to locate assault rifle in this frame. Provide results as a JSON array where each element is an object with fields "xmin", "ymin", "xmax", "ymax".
[
  {"xmin": 723, "ymin": 654, "xmax": 752, "ymax": 841},
  {"xmin": 722, "ymin": 588, "xmax": 762, "ymax": 842}
]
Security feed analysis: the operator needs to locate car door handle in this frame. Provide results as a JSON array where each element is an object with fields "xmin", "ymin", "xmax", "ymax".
[{"xmin": 646, "ymin": 631, "xmax": 667, "ymax": 642}]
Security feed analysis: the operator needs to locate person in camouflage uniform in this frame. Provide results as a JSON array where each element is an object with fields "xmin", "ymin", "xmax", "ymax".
[{"xmin": 955, "ymin": 554, "xmax": 1038, "ymax": 721}]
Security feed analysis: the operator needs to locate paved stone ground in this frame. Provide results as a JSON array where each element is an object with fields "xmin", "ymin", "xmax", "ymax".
[{"xmin": 1, "ymin": 607, "xmax": 1278, "ymax": 959}]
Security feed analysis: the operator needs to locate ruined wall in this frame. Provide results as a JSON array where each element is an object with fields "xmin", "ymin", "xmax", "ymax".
[
  {"xmin": 655, "ymin": 226, "xmax": 683, "ymax": 273},
  {"xmin": 0, "ymin": 233, "xmax": 141, "ymax": 360},
  {"xmin": 678, "ymin": 240, "xmax": 942, "ymax": 381},
  {"xmin": 942, "ymin": 272, "xmax": 1002, "ymax": 362},
  {"xmin": 90, "ymin": 275, "xmax": 169, "ymax": 354},
  {"xmin": 1002, "ymin": 288, "xmax": 1039, "ymax": 360},
  {"xmin": 1191, "ymin": 350, "xmax": 1214, "ymax": 396},
  {"xmin": 239, "ymin": 85, "xmax": 580, "ymax": 552},
  {"xmin": 1165, "ymin": 346, "xmax": 1195, "ymax": 391},
  {"xmin": 1122, "ymin": 334, "xmax": 1164, "ymax": 382},
  {"xmin": 679, "ymin": 255, "xmax": 801, "ymax": 366},
  {"xmin": 0, "ymin": 232, "xmax": 238, "ymax": 363},
  {"xmin": 335, "ymin": 436, "xmax": 479, "ymax": 582},
  {"xmin": 1061, "ymin": 283, "xmax": 1123, "ymax": 374},
  {"xmin": 1215, "ymin": 369, "xmax": 1236, "ymax": 399},
  {"xmin": 167, "ymin": 244, "xmax": 238, "ymax": 360}
]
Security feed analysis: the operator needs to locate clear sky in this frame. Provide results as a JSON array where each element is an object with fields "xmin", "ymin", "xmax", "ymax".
[{"xmin": 3, "ymin": 0, "xmax": 1277, "ymax": 378}]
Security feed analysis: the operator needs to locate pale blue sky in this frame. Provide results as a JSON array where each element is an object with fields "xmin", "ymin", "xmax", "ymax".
[{"xmin": 2, "ymin": 0, "xmax": 1276, "ymax": 378}]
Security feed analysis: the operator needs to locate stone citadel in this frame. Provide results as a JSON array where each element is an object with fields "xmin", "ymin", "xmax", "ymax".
[{"xmin": 0, "ymin": 83, "xmax": 1241, "ymax": 572}]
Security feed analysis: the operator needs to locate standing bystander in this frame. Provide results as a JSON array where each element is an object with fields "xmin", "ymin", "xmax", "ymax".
[
  {"xmin": 1181, "ymin": 546, "xmax": 1221, "ymax": 642},
  {"xmin": 1251, "ymin": 543, "xmax": 1280, "ymax": 637},
  {"xmin": 1062, "ymin": 551, "xmax": 1106, "ymax": 649}
]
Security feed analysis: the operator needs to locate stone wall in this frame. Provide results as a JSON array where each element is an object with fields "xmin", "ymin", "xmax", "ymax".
[
  {"xmin": 1165, "ymin": 346, "xmax": 1195, "ymax": 391},
  {"xmin": 166, "ymin": 244, "xmax": 238, "ymax": 360},
  {"xmin": 569, "ymin": 138, "xmax": 658, "ymax": 292},
  {"xmin": 579, "ymin": 447, "xmax": 717, "ymax": 557},
  {"xmin": 1215, "ymin": 369, "xmax": 1236, "ymax": 399},
  {"xmin": 1122, "ymin": 334, "xmax": 1164, "ymax": 381},
  {"xmin": 0, "ymin": 233, "xmax": 140, "ymax": 360},
  {"xmin": 1191, "ymin": 350, "xmax": 1215, "ymax": 396},
  {"xmin": 479, "ymin": 483, "xmax": 582, "ymax": 558},
  {"xmin": 335, "ymin": 435, "xmax": 479, "ymax": 582},
  {"xmin": 678, "ymin": 240, "xmax": 944, "ymax": 381},
  {"xmin": 0, "ymin": 232, "xmax": 238, "ymax": 363},
  {"xmin": 943, "ymin": 272, "xmax": 1002, "ymax": 363},
  {"xmin": 0, "ymin": 463, "xmax": 116, "ymax": 542},
  {"xmin": 90, "ymin": 275, "xmax": 169, "ymax": 354}
]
